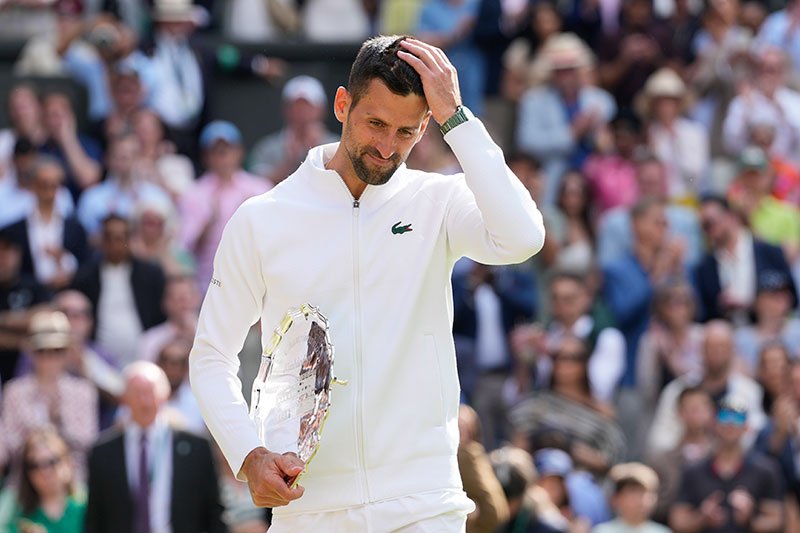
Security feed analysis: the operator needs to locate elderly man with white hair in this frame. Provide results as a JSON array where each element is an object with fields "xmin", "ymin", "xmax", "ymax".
[{"xmin": 85, "ymin": 360, "xmax": 225, "ymax": 533}]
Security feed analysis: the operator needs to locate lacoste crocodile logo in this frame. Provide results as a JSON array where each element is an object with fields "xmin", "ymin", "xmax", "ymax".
[{"xmin": 392, "ymin": 221, "xmax": 413, "ymax": 235}]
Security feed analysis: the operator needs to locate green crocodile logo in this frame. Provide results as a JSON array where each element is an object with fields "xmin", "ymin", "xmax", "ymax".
[{"xmin": 392, "ymin": 221, "xmax": 413, "ymax": 235}]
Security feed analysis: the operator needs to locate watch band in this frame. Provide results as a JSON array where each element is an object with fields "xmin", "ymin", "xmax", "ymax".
[{"xmin": 439, "ymin": 106, "xmax": 472, "ymax": 135}]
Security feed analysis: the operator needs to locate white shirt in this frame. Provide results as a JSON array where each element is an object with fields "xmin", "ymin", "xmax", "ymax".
[
  {"xmin": 27, "ymin": 209, "xmax": 77, "ymax": 284},
  {"xmin": 149, "ymin": 34, "xmax": 203, "ymax": 128},
  {"xmin": 474, "ymin": 283, "xmax": 508, "ymax": 370},
  {"xmin": 96, "ymin": 262, "xmax": 144, "ymax": 367},
  {"xmin": 124, "ymin": 418, "xmax": 173, "ymax": 533},
  {"xmin": 715, "ymin": 229, "xmax": 756, "ymax": 310}
]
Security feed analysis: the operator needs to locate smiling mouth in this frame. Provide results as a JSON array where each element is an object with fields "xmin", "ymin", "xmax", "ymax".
[{"xmin": 366, "ymin": 152, "xmax": 393, "ymax": 166}]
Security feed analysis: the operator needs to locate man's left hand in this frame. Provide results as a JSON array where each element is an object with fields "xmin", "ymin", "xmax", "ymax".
[{"xmin": 397, "ymin": 38, "xmax": 462, "ymax": 125}]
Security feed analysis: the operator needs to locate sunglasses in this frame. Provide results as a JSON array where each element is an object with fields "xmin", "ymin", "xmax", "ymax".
[
  {"xmin": 717, "ymin": 409, "xmax": 747, "ymax": 426},
  {"xmin": 26, "ymin": 456, "xmax": 61, "ymax": 472}
]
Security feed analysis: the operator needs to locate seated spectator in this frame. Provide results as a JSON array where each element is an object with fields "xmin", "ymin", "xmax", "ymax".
[
  {"xmin": 84, "ymin": 361, "xmax": 224, "ymax": 532},
  {"xmin": 510, "ymin": 336, "xmax": 627, "ymax": 474},
  {"xmin": 755, "ymin": 341, "xmax": 792, "ymax": 416},
  {"xmin": 38, "ymin": 91, "xmax": 103, "ymax": 200},
  {"xmin": 103, "ymin": 62, "xmax": 148, "ymax": 141},
  {"xmin": 551, "ymin": 171, "xmax": 594, "ymax": 277},
  {"xmin": 638, "ymin": 67, "xmax": 709, "ymax": 201},
  {"xmin": 457, "ymin": 404, "xmax": 509, "ymax": 533},
  {"xmin": 670, "ymin": 396, "xmax": 783, "ymax": 532},
  {"xmin": 637, "ymin": 279, "xmax": 704, "ymax": 410},
  {"xmin": 179, "ymin": 121, "xmax": 272, "ymax": 291},
  {"xmin": 694, "ymin": 194, "xmax": 797, "ymax": 323},
  {"xmin": 517, "ymin": 33, "xmax": 616, "ymax": 205},
  {"xmin": 597, "ymin": 152, "xmax": 703, "ymax": 269},
  {"xmin": 511, "ymin": 272, "xmax": 625, "ymax": 405},
  {"xmin": 648, "ymin": 320, "xmax": 766, "ymax": 455},
  {"xmin": 0, "ymin": 84, "xmax": 48, "ymax": 182},
  {"xmin": 156, "ymin": 337, "xmax": 206, "ymax": 435},
  {"xmin": 1, "ymin": 310, "xmax": 98, "ymax": 481},
  {"xmin": 648, "ymin": 386, "xmax": 715, "ymax": 524},
  {"xmin": 77, "ymin": 132, "xmax": 171, "ymax": 237},
  {"xmin": 248, "ymin": 76, "xmax": 338, "ymax": 184},
  {"xmin": 8, "ymin": 428, "xmax": 86, "ymax": 533},
  {"xmin": 72, "ymin": 215, "xmax": 166, "ymax": 367},
  {"xmin": 592, "ymin": 463, "xmax": 669, "ymax": 533},
  {"xmin": 138, "ymin": 274, "xmax": 199, "ymax": 363},
  {"xmin": 0, "ymin": 229, "xmax": 50, "ymax": 385},
  {"xmin": 129, "ymin": 197, "xmax": 195, "ymax": 277},
  {"xmin": 734, "ymin": 271, "xmax": 800, "ymax": 374},
  {"xmin": 2, "ymin": 156, "xmax": 88, "ymax": 291}
]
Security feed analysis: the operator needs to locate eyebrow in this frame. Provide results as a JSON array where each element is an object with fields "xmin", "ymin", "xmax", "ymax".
[{"xmin": 365, "ymin": 113, "xmax": 419, "ymax": 132}]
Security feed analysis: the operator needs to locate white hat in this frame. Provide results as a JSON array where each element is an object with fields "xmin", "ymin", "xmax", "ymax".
[
  {"xmin": 540, "ymin": 33, "xmax": 594, "ymax": 72},
  {"xmin": 282, "ymin": 75, "xmax": 327, "ymax": 107},
  {"xmin": 636, "ymin": 67, "xmax": 693, "ymax": 116},
  {"xmin": 29, "ymin": 310, "xmax": 71, "ymax": 351},
  {"xmin": 152, "ymin": 0, "xmax": 200, "ymax": 23}
]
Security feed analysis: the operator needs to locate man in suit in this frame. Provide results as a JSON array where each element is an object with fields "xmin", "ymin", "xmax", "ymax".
[
  {"xmin": 71, "ymin": 214, "xmax": 166, "ymax": 367},
  {"xmin": 2, "ymin": 155, "xmax": 88, "ymax": 291},
  {"xmin": 85, "ymin": 360, "xmax": 225, "ymax": 533},
  {"xmin": 694, "ymin": 194, "xmax": 797, "ymax": 323}
]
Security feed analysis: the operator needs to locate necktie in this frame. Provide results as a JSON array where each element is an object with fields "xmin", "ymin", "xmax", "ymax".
[{"xmin": 134, "ymin": 433, "xmax": 151, "ymax": 533}]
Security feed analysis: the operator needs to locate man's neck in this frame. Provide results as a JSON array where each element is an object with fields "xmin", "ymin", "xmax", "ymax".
[
  {"xmin": 326, "ymin": 146, "xmax": 367, "ymax": 199},
  {"xmin": 715, "ymin": 445, "xmax": 744, "ymax": 470},
  {"xmin": 36, "ymin": 202, "xmax": 56, "ymax": 221}
]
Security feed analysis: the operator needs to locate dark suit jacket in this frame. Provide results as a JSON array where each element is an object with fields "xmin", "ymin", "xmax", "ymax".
[
  {"xmin": 2, "ymin": 215, "xmax": 88, "ymax": 280},
  {"xmin": 693, "ymin": 238, "xmax": 798, "ymax": 322},
  {"xmin": 71, "ymin": 256, "xmax": 167, "ymax": 337},
  {"xmin": 84, "ymin": 427, "xmax": 226, "ymax": 533}
]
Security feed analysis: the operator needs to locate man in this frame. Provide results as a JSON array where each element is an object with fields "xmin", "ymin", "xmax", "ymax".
[
  {"xmin": 190, "ymin": 35, "xmax": 545, "ymax": 531},
  {"xmin": 85, "ymin": 361, "xmax": 225, "ymax": 532},
  {"xmin": 694, "ymin": 195, "xmax": 796, "ymax": 323},
  {"xmin": 593, "ymin": 463, "xmax": 669, "ymax": 533},
  {"xmin": 248, "ymin": 75, "xmax": 339, "ymax": 184},
  {"xmin": 2, "ymin": 156, "xmax": 88, "ymax": 291},
  {"xmin": 179, "ymin": 120, "xmax": 271, "ymax": 291},
  {"xmin": 156, "ymin": 337, "xmax": 205, "ymax": 435},
  {"xmin": 669, "ymin": 396, "xmax": 783, "ymax": 532},
  {"xmin": 139, "ymin": 274, "xmax": 200, "ymax": 363},
  {"xmin": 72, "ymin": 215, "xmax": 166, "ymax": 367}
]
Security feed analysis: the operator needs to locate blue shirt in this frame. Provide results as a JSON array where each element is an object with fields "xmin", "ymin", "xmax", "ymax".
[
  {"xmin": 77, "ymin": 178, "xmax": 171, "ymax": 236},
  {"xmin": 757, "ymin": 10, "xmax": 800, "ymax": 74}
]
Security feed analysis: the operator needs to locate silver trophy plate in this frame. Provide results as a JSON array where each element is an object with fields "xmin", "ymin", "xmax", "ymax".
[{"xmin": 249, "ymin": 304, "xmax": 342, "ymax": 487}]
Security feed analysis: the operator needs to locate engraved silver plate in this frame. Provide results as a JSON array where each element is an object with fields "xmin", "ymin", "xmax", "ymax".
[{"xmin": 249, "ymin": 304, "xmax": 343, "ymax": 487}]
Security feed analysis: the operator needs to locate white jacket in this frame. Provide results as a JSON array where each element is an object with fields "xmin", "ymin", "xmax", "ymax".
[{"xmin": 189, "ymin": 118, "xmax": 545, "ymax": 515}]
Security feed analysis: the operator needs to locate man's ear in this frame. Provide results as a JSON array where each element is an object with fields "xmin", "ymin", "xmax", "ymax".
[
  {"xmin": 333, "ymin": 86, "xmax": 350, "ymax": 124},
  {"xmin": 416, "ymin": 111, "xmax": 432, "ymax": 143}
]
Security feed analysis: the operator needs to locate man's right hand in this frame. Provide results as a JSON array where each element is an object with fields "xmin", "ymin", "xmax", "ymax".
[{"xmin": 240, "ymin": 447, "xmax": 305, "ymax": 507}]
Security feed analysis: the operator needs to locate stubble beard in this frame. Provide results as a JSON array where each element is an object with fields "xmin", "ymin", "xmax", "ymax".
[{"xmin": 345, "ymin": 142, "xmax": 401, "ymax": 187}]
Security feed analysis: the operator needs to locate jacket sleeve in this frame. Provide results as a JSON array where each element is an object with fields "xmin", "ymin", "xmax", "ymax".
[
  {"xmin": 443, "ymin": 118, "xmax": 545, "ymax": 265},
  {"xmin": 189, "ymin": 201, "xmax": 265, "ymax": 480}
]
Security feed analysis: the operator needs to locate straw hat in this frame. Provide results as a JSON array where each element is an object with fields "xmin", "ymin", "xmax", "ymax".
[
  {"xmin": 636, "ymin": 67, "xmax": 693, "ymax": 117},
  {"xmin": 29, "ymin": 310, "xmax": 71, "ymax": 351},
  {"xmin": 540, "ymin": 33, "xmax": 594, "ymax": 73},
  {"xmin": 152, "ymin": 0, "xmax": 199, "ymax": 23}
]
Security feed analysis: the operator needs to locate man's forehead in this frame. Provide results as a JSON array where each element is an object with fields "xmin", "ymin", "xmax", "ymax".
[{"xmin": 352, "ymin": 80, "xmax": 428, "ymax": 122}]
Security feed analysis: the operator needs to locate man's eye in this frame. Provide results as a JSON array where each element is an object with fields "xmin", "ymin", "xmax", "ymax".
[{"xmin": 370, "ymin": 120, "xmax": 383, "ymax": 127}]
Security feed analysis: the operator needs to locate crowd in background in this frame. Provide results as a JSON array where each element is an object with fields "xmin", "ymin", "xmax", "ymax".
[{"xmin": 1, "ymin": 0, "xmax": 800, "ymax": 531}]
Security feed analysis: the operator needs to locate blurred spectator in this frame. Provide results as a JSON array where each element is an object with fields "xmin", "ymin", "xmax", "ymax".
[
  {"xmin": 156, "ymin": 337, "xmax": 205, "ymax": 435},
  {"xmin": 415, "ymin": 0, "xmax": 484, "ymax": 116},
  {"xmin": 302, "ymin": 0, "xmax": 370, "ymax": 43},
  {"xmin": 734, "ymin": 271, "xmax": 800, "ymax": 374},
  {"xmin": 510, "ymin": 336, "xmax": 626, "ymax": 473},
  {"xmin": 131, "ymin": 108, "xmax": 195, "ymax": 201},
  {"xmin": 473, "ymin": 0, "xmax": 529, "ymax": 98},
  {"xmin": 516, "ymin": 33, "xmax": 616, "ymax": 205},
  {"xmin": 638, "ymin": 67, "xmax": 709, "ymax": 201},
  {"xmin": 248, "ymin": 75, "xmax": 338, "ymax": 184},
  {"xmin": 647, "ymin": 320, "xmax": 766, "ymax": 455},
  {"xmin": 77, "ymin": 132, "xmax": 171, "ymax": 237},
  {"xmin": 727, "ymin": 146, "xmax": 800, "ymax": 265},
  {"xmin": 532, "ymin": 448, "xmax": 596, "ymax": 531},
  {"xmin": 103, "ymin": 62, "xmax": 147, "ymax": 140},
  {"xmin": 596, "ymin": 0, "xmax": 675, "ymax": 107},
  {"xmin": 648, "ymin": 386, "xmax": 715, "ymax": 524},
  {"xmin": 0, "ymin": 230, "xmax": 50, "ymax": 385},
  {"xmin": 139, "ymin": 274, "xmax": 199, "ymax": 363},
  {"xmin": 502, "ymin": 3, "xmax": 564, "ymax": 102},
  {"xmin": 665, "ymin": 0, "xmax": 702, "ymax": 72},
  {"xmin": 8, "ymin": 428, "xmax": 86, "ymax": 533},
  {"xmin": 669, "ymin": 396, "xmax": 783, "ymax": 532},
  {"xmin": 755, "ymin": 0, "xmax": 800, "ymax": 74},
  {"xmin": 597, "ymin": 152, "xmax": 703, "ymax": 269},
  {"xmin": 592, "ymin": 462, "xmax": 668, "ymax": 533},
  {"xmin": 0, "ymin": 84, "xmax": 48, "ymax": 182},
  {"xmin": 457, "ymin": 404, "xmax": 510, "ymax": 533},
  {"xmin": 490, "ymin": 445, "xmax": 567, "ymax": 532},
  {"xmin": 179, "ymin": 121, "xmax": 272, "ymax": 291},
  {"xmin": 85, "ymin": 361, "xmax": 225, "ymax": 532},
  {"xmin": 582, "ymin": 111, "xmax": 642, "ymax": 216},
  {"xmin": 748, "ymin": 121, "xmax": 800, "ymax": 206},
  {"xmin": 603, "ymin": 198, "xmax": 684, "ymax": 387},
  {"xmin": 2, "ymin": 310, "xmax": 98, "ymax": 481},
  {"xmin": 694, "ymin": 194, "xmax": 797, "ymax": 323},
  {"xmin": 71, "ymin": 215, "xmax": 166, "ymax": 367},
  {"xmin": 404, "ymin": 127, "xmax": 461, "ymax": 174},
  {"xmin": 452, "ymin": 260, "xmax": 536, "ymax": 447},
  {"xmin": 0, "ymin": 0, "xmax": 61, "ymax": 42},
  {"xmin": 551, "ymin": 171, "xmax": 594, "ymax": 276},
  {"xmin": 224, "ymin": 0, "xmax": 290, "ymax": 42},
  {"xmin": 755, "ymin": 341, "xmax": 792, "ymax": 414},
  {"xmin": 2, "ymin": 156, "xmax": 88, "ymax": 291},
  {"xmin": 129, "ymin": 196, "xmax": 194, "ymax": 276},
  {"xmin": 723, "ymin": 47, "xmax": 800, "ymax": 164},
  {"xmin": 213, "ymin": 442, "xmax": 271, "ymax": 533},
  {"xmin": 511, "ymin": 272, "xmax": 625, "ymax": 405},
  {"xmin": 637, "ymin": 279, "xmax": 705, "ymax": 409},
  {"xmin": 39, "ymin": 91, "xmax": 103, "ymax": 201}
]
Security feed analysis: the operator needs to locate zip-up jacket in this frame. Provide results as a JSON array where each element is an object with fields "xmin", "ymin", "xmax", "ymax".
[{"xmin": 189, "ymin": 118, "xmax": 545, "ymax": 516}]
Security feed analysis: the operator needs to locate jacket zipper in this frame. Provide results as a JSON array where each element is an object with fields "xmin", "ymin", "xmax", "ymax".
[{"xmin": 351, "ymin": 197, "xmax": 371, "ymax": 502}]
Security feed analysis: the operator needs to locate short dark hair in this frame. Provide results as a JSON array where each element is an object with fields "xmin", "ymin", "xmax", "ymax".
[
  {"xmin": 677, "ymin": 385, "xmax": 711, "ymax": 407},
  {"xmin": 699, "ymin": 193, "xmax": 731, "ymax": 212},
  {"xmin": 347, "ymin": 35, "xmax": 425, "ymax": 108}
]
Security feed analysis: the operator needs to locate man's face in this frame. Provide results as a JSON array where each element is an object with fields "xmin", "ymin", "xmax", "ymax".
[
  {"xmin": 550, "ymin": 278, "xmax": 590, "ymax": 324},
  {"xmin": 613, "ymin": 485, "xmax": 656, "ymax": 525},
  {"xmin": 9, "ymin": 86, "xmax": 40, "ymax": 126},
  {"xmin": 101, "ymin": 219, "xmax": 131, "ymax": 263},
  {"xmin": 715, "ymin": 409, "xmax": 748, "ymax": 446},
  {"xmin": 636, "ymin": 160, "xmax": 666, "ymax": 198},
  {"xmin": 164, "ymin": 279, "xmax": 199, "ymax": 319},
  {"xmin": 703, "ymin": 326, "xmax": 733, "ymax": 377},
  {"xmin": 107, "ymin": 137, "xmax": 139, "ymax": 178},
  {"xmin": 32, "ymin": 163, "xmax": 63, "ymax": 205},
  {"xmin": 285, "ymin": 98, "xmax": 324, "ymax": 129},
  {"xmin": 125, "ymin": 375, "xmax": 165, "ymax": 428},
  {"xmin": 679, "ymin": 391, "xmax": 714, "ymax": 432},
  {"xmin": 158, "ymin": 345, "xmax": 189, "ymax": 392},
  {"xmin": 0, "ymin": 240, "xmax": 22, "ymax": 283},
  {"xmin": 43, "ymin": 95, "xmax": 72, "ymax": 135},
  {"xmin": 334, "ymin": 79, "xmax": 430, "ymax": 187},
  {"xmin": 699, "ymin": 203, "xmax": 730, "ymax": 248},
  {"xmin": 205, "ymin": 141, "xmax": 243, "ymax": 176},
  {"xmin": 632, "ymin": 204, "xmax": 668, "ymax": 246}
]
